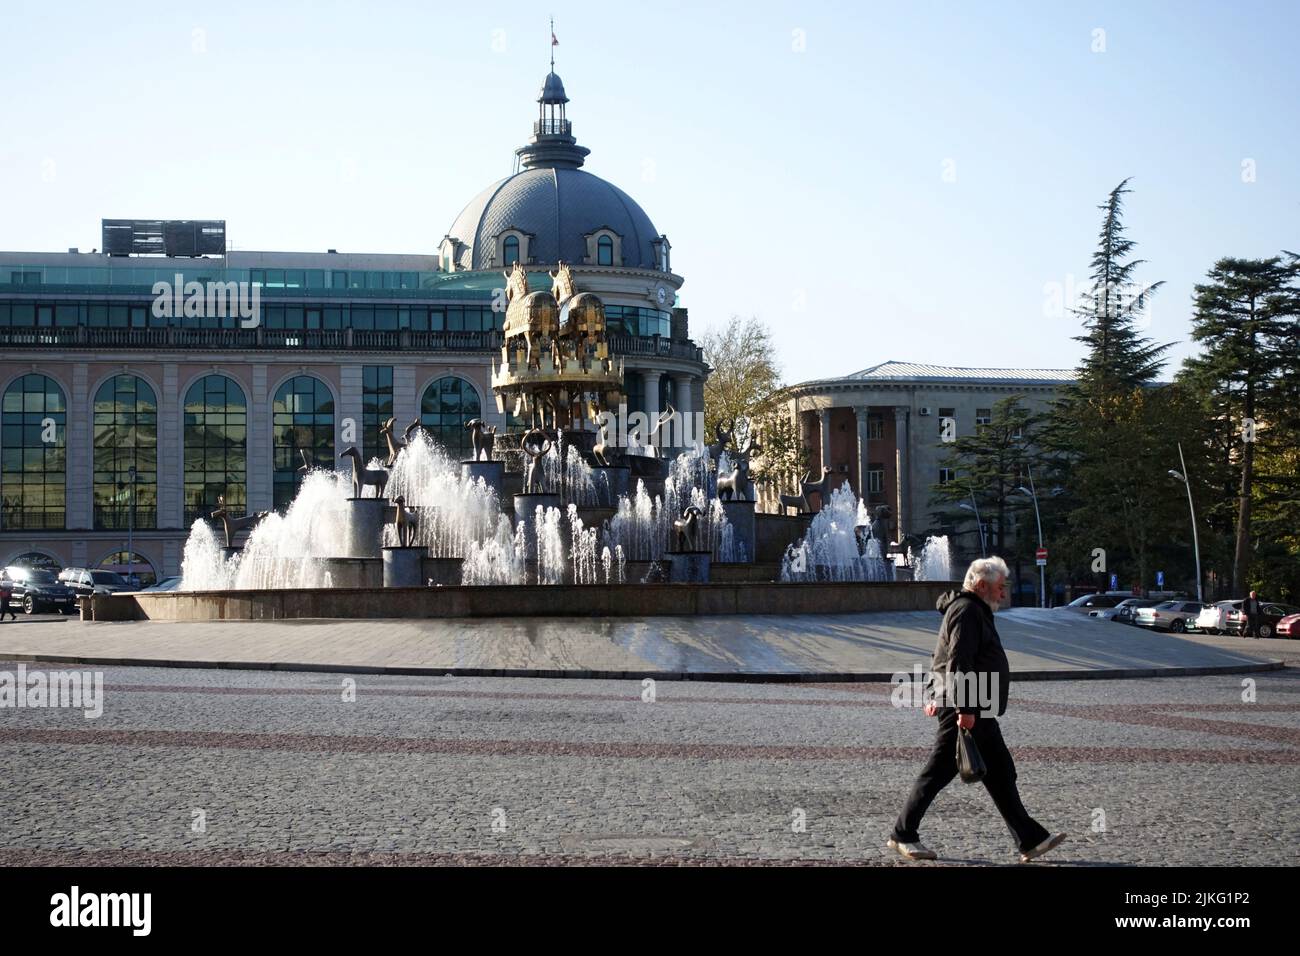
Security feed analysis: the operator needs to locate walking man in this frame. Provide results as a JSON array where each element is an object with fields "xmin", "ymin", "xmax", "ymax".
[
  {"xmin": 1241, "ymin": 590, "xmax": 1262, "ymax": 639},
  {"xmin": 888, "ymin": 556, "xmax": 1066, "ymax": 863}
]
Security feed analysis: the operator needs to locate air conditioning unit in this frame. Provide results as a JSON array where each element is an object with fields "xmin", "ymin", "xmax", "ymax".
[{"xmin": 918, "ymin": 407, "xmax": 933, "ymax": 416}]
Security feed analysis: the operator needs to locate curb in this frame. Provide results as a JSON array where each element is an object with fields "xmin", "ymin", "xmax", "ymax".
[{"xmin": 0, "ymin": 652, "xmax": 1286, "ymax": 683}]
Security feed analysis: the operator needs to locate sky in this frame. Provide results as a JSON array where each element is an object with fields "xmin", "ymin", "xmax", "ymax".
[{"xmin": 1, "ymin": 0, "xmax": 1296, "ymax": 385}]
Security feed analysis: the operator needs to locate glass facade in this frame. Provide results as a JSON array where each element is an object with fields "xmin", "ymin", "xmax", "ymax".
[
  {"xmin": 362, "ymin": 366, "xmax": 394, "ymax": 464},
  {"xmin": 273, "ymin": 376, "xmax": 335, "ymax": 509},
  {"xmin": 93, "ymin": 375, "xmax": 158, "ymax": 530},
  {"xmin": 98, "ymin": 549, "xmax": 156, "ymax": 588},
  {"xmin": 1, "ymin": 374, "xmax": 66, "ymax": 529},
  {"xmin": 184, "ymin": 375, "xmax": 247, "ymax": 525},
  {"xmin": 420, "ymin": 377, "xmax": 481, "ymax": 460}
]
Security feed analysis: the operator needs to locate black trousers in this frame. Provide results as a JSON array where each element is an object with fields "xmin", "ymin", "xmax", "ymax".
[{"xmin": 892, "ymin": 708, "xmax": 1050, "ymax": 853}]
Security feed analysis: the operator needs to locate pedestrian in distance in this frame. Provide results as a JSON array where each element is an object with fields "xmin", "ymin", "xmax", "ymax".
[
  {"xmin": 888, "ymin": 555, "xmax": 1067, "ymax": 863},
  {"xmin": 1241, "ymin": 590, "xmax": 1262, "ymax": 639}
]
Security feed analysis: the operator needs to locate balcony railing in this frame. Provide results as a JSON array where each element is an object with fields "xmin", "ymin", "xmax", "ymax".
[
  {"xmin": 0, "ymin": 326, "xmax": 705, "ymax": 361},
  {"xmin": 534, "ymin": 119, "xmax": 572, "ymax": 137}
]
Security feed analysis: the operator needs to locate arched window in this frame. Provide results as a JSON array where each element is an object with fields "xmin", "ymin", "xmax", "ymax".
[
  {"xmin": 273, "ymin": 375, "xmax": 334, "ymax": 509},
  {"xmin": 93, "ymin": 375, "xmax": 158, "ymax": 530},
  {"xmin": 1, "ymin": 374, "xmax": 66, "ymax": 529},
  {"xmin": 420, "ymin": 377, "xmax": 481, "ymax": 460},
  {"xmin": 4, "ymin": 551, "xmax": 60, "ymax": 572},
  {"xmin": 502, "ymin": 235, "xmax": 520, "ymax": 267},
  {"xmin": 597, "ymin": 235, "xmax": 614, "ymax": 266},
  {"xmin": 98, "ymin": 550, "xmax": 156, "ymax": 589},
  {"xmin": 184, "ymin": 375, "xmax": 247, "ymax": 525}
]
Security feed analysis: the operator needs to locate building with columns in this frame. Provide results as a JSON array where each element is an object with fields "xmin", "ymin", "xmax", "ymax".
[
  {"xmin": 0, "ymin": 70, "xmax": 706, "ymax": 582},
  {"xmin": 776, "ymin": 361, "xmax": 1075, "ymax": 560}
]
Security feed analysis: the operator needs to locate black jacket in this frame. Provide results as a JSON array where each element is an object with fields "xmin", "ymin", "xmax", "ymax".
[{"xmin": 927, "ymin": 590, "xmax": 1011, "ymax": 717}]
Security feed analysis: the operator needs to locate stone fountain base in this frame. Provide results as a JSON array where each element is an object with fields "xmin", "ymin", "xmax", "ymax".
[
  {"xmin": 666, "ymin": 550, "xmax": 712, "ymax": 583},
  {"xmin": 382, "ymin": 546, "xmax": 425, "ymax": 587},
  {"xmin": 321, "ymin": 557, "xmax": 383, "ymax": 589}
]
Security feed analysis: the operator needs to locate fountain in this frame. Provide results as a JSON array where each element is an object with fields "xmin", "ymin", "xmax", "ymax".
[{"xmin": 105, "ymin": 266, "xmax": 955, "ymax": 623}]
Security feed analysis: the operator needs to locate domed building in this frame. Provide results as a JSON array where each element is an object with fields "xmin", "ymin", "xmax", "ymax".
[
  {"xmin": 438, "ymin": 70, "xmax": 702, "ymax": 422},
  {"xmin": 0, "ymin": 69, "xmax": 706, "ymax": 582}
]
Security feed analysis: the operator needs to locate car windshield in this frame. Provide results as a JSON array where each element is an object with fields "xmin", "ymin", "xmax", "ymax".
[
  {"xmin": 27, "ymin": 570, "xmax": 58, "ymax": 585},
  {"xmin": 91, "ymin": 571, "xmax": 127, "ymax": 586},
  {"xmin": 1068, "ymin": 595, "xmax": 1098, "ymax": 607},
  {"xmin": 1155, "ymin": 601, "xmax": 1178, "ymax": 610}
]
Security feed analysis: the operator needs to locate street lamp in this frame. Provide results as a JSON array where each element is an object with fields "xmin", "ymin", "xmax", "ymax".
[
  {"xmin": 1015, "ymin": 468, "xmax": 1045, "ymax": 609},
  {"xmin": 958, "ymin": 496, "xmax": 987, "ymax": 557},
  {"xmin": 1169, "ymin": 442, "xmax": 1203, "ymax": 603}
]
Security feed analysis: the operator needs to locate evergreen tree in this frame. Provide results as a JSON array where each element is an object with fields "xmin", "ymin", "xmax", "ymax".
[
  {"xmin": 1044, "ymin": 179, "xmax": 1178, "ymax": 591},
  {"xmin": 1180, "ymin": 256, "xmax": 1296, "ymax": 593}
]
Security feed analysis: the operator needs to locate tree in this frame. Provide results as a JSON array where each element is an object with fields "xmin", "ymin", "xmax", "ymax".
[
  {"xmin": 700, "ymin": 315, "xmax": 783, "ymax": 450},
  {"xmin": 1180, "ymin": 256, "xmax": 1297, "ymax": 593},
  {"xmin": 1044, "ymin": 179, "xmax": 1180, "ymax": 592}
]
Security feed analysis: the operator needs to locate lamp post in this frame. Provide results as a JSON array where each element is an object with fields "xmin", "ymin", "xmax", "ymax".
[
  {"xmin": 1169, "ymin": 443, "xmax": 1203, "ymax": 603},
  {"xmin": 1015, "ymin": 468, "xmax": 1045, "ymax": 608},
  {"xmin": 117, "ymin": 466, "xmax": 136, "ymax": 588},
  {"xmin": 958, "ymin": 493, "xmax": 986, "ymax": 557}
]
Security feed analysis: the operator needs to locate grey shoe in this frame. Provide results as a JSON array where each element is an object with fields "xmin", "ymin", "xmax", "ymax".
[
  {"xmin": 887, "ymin": 837, "xmax": 937, "ymax": 861},
  {"xmin": 1020, "ymin": 832, "xmax": 1067, "ymax": 863}
]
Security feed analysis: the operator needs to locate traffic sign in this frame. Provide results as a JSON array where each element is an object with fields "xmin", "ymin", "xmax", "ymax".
[
  {"xmin": 1035, "ymin": 547, "xmax": 1047, "ymax": 567},
  {"xmin": 1156, "ymin": 570, "xmax": 1164, "ymax": 588},
  {"xmin": 1110, "ymin": 573, "xmax": 1118, "ymax": 591}
]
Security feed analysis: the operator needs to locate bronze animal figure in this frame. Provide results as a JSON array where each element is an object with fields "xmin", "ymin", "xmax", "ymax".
[
  {"xmin": 501, "ymin": 262, "xmax": 558, "ymax": 370},
  {"xmin": 210, "ymin": 495, "xmax": 270, "ymax": 549},
  {"xmin": 339, "ymin": 446, "xmax": 389, "ymax": 499},
  {"xmin": 672, "ymin": 505, "xmax": 704, "ymax": 552},
  {"xmin": 391, "ymin": 495, "xmax": 419, "ymax": 547},
  {"xmin": 647, "ymin": 404, "xmax": 676, "ymax": 458},
  {"xmin": 778, "ymin": 467, "xmax": 833, "ymax": 515},
  {"xmin": 379, "ymin": 417, "xmax": 406, "ymax": 467},
  {"xmin": 464, "ymin": 419, "xmax": 496, "ymax": 462},
  {"xmin": 521, "ymin": 428, "xmax": 553, "ymax": 494},
  {"xmin": 716, "ymin": 456, "xmax": 752, "ymax": 502},
  {"xmin": 706, "ymin": 420, "xmax": 734, "ymax": 467}
]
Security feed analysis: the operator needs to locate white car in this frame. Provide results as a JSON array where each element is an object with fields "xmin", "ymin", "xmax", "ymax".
[
  {"xmin": 1196, "ymin": 600, "xmax": 1243, "ymax": 635},
  {"xmin": 1133, "ymin": 600, "xmax": 1205, "ymax": 633}
]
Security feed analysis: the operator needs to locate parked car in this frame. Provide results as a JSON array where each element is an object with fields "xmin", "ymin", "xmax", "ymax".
[
  {"xmin": 58, "ymin": 567, "xmax": 131, "ymax": 598},
  {"xmin": 1276, "ymin": 613, "xmax": 1300, "ymax": 639},
  {"xmin": 2, "ymin": 565, "xmax": 77, "ymax": 615},
  {"xmin": 1225, "ymin": 603, "xmax": 1300, "ymax": 639},
  {"xmin": 1132, "ymin": 600, "xmax": 1205, "ymax": 633},
  {"xmin": 1116, "ymin": 598, "xmax": 1161, "ymax": 625},
  {"xmin": 143, "ymin": 576, "xmax": 182, "ymax": 592},
  {"xmin": 1062, "ymin": 593, "xmax": 1124, "ymax": 613},
  {"xmin": 1089, "ymin": 597, "xmax": 1158, "ymax": 623},
  {"xmin": 1195, "ymin": 600, "xmax": 1244, "ymax": 635}
]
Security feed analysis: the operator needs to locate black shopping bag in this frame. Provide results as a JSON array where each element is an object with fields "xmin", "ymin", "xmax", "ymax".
[{"xmin": 956, "ymin": 727, "xmax": 986, "ymax": 784}]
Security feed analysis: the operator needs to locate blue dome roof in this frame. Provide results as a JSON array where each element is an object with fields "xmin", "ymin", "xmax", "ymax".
[{"xmin": 446, "ymin": 167, "xmax": 660, "ymax": 271}]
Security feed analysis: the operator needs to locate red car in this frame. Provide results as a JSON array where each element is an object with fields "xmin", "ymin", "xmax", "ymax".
[{"xmin": 1277, "ymin": 613, "xmax": 1300, "ymax": 639}]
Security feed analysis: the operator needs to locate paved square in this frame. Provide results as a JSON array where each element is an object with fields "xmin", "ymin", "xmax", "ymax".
[{"xmin": 1, "ymin": 659, "xmax": 1296, "ymax": 865}]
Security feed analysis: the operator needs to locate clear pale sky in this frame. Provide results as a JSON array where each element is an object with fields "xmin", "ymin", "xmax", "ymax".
[{"xmin": 1, "ymin": 0, "xmax": 1295, "ymax": 385}]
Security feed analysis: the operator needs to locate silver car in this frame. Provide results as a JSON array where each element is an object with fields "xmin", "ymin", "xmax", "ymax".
[{"xmin": 1133, "ymin": 600, "xmax": 1204, "ymax": 633}]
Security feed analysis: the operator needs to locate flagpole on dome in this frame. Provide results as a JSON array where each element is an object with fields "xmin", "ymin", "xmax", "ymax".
[{"xmin": 550, "ymin": 16, "xmax": 558, "ymax": 72}]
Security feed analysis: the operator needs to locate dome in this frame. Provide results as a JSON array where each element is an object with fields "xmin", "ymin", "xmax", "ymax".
[
  {"xmin": 539, "ymin": 71, "xmax": 568, "ymax": 103},
  {"xmin": 445, "ymin": 167, "xmax": 661, "ymax": 271}
]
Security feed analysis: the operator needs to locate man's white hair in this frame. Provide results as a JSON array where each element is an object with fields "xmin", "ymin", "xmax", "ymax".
[{"xmin": 963, "ymin": 556, "xmax": 1010, "ymax": 592}]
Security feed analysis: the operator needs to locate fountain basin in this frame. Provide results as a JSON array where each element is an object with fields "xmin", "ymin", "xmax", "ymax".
[{"xmin": 104, "ymin": 580, "xmax": 962, "ymax": 621}]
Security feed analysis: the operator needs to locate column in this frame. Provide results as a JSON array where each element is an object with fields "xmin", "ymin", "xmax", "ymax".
[
  {"xmin": 675, "ymin": 374, "xmax": 693, "ymax": 451},
  {"xmin": 894, "ymin": 406, "xmax": 910, "ymax": 540},
  {"xmin": 66, "ymin": 362, "xmax": 91, "ymax": 529},
  {"xmin": 855, "ymin": 405, "xmax": 870, "ymax": 501},
  {"xmin": 641, "ymin": 370, "xmax": 661, "ymax": 449},
  {"xmin": 247, "ymin": 365, "xmax": 272, "ymax": 513},
  {"xmin": 819, "ymin": 408, "xmax": 832, "ymax": 475},
  {"xmin": 338, "ymin": 364, "xmax": 363, "ymax": 455},
  {"xmin": 158, "ymin": 363, "xmax": 182, "ymax": 528}
]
